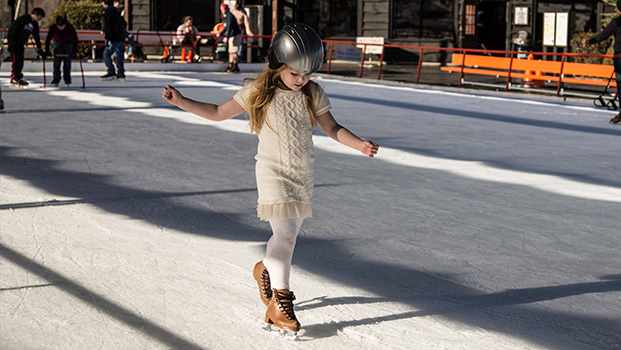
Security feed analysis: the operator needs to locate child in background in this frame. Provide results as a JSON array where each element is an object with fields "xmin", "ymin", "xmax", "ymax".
[
  {"xmin": 45, "ymin": 15, "xmax": 79, "ymax": 87},
  {"xmin": 162, "ymin": 23, "xmax": 378, "ymax": 335},
  {"xmin": 176, "ymin": 16, "xmax": 201, "ymax": 62},
  {"xmin": 7, "ymin": 8, "xmax": 46, "ymax": 87}
]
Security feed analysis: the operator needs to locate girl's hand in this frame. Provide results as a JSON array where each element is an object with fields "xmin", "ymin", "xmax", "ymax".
[
  {"xmin": 162, "ymin": 85, "xmax": 182, "ymax": 106},
  {"xmin": 360, "ymin": 140, "xmax": 379, "ymax": 158}
]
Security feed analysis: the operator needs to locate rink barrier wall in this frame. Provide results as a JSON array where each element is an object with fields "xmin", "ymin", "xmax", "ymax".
[{"xmin": 1, "ymin": 29, "xmax": 616, "ymax": 99}]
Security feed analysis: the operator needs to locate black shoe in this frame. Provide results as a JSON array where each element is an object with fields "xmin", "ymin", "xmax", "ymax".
[
  {"xmin": 101, "ymin": 73, "xmax": 116, "ymax": 80},
  {"xmin": 11, "ymin": 79, "xmax": 29, "ymax": 86}
]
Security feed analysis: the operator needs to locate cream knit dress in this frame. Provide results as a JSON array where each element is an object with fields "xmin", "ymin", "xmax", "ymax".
[{"xmin": 233, "ymin": 81, "xmax": 331, "ymax": 221}]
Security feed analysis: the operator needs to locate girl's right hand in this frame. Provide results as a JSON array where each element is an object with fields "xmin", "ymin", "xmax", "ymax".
[{"xmin": 162, "ymin": 85, "xmax": 182, "ymax": 106}]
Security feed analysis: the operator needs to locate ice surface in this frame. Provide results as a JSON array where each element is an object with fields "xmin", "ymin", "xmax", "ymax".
[{"xmin": 1, "ymin": 68, "xmax": 620, "ymax": 349}]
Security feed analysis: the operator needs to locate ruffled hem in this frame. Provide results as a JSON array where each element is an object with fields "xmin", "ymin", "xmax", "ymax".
[{"xmin": 257, "ymin": 201, "xmax": 312, "ymax": 221}]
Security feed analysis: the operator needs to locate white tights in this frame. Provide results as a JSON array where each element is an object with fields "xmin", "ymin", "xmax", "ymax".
[{"xmin": 262, "ymin": 217, "xmax": 303, "ymax": 290}]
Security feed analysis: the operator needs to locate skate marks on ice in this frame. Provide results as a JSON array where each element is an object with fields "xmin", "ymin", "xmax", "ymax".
[
  {"xmin": 42, "ymin": 80, "xmax": 621, "ymax": 205},
  {"xmin": 0, "ymin": 243, "xmax": 206, "ymax": 350},
  {"xmin": 286, "ymin": 260, "xmax": 621, "ymax": 349}
]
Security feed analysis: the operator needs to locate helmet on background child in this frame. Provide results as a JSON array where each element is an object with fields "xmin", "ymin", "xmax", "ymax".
[{"xmin": 268, "ymin": 23, "xmax": 324, "ymax": 74}]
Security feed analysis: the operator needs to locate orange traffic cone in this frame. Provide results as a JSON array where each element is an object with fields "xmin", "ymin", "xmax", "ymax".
[
  {"xmin": 523, "ymin": 54, "xmax": 534, "ymax": 84},
  {"xmin": 534, "ymin": 69, "xmax": 545, "ymax": 87},
  {"xmin": 181, "ymin": 48, "xmax": 186, "ymax": 62},
  {"xmin": 163, "ymin": 46, "xmax": 169, "ymax": 59},
  {"xmin": 187, "ymin": 50, "xmax": 193, "ymax": 63}
]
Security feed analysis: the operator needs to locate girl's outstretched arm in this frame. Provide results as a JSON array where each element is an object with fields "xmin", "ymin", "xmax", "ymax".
[
  {"xmin": 317, "ymin": 111, "xmax": 379, "ymax": 158},
  {"xmin": 162, "ymin": 85, "xmax": 245, "ymax": 121}
]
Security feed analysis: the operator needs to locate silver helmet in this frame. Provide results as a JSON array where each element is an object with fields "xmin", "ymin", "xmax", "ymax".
[{"xmin": 268, "ymin": 23, "xmax": 324, "ymax": 74}]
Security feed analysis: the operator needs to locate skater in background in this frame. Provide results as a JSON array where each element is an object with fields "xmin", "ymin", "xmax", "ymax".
[
  {"xmin": 101, "ymin": 0, "xmax": 126, "ymax": 81},
  {"xmin": 7, "ymin": 7, "xmax": 47, "ymax": 87},
  {"xmin": 45, "ymin": 15, "xmax": 79, "ymax": 87},
  {"xmin": 583, "ymin": 0, "xmax": 621, "ymax": 124},
  {"xmin": 176, "ymin": 16, "xmax": 201, "ymax": 62},
  {"xmin": 162, "ymin": 23, "xmax": 378, "ymax": 334},
  {"xmin": 218, "ymin": 3, "xmax": 242, "ymax": 72},
  {"xmin": 230, "ymin": 2, "xmax": 253, "ymax": 62}
]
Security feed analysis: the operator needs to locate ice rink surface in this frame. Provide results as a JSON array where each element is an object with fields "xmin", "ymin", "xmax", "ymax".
[{"xmin": 1, "ymin": 67, "xmax": 620, "ymax": 349}]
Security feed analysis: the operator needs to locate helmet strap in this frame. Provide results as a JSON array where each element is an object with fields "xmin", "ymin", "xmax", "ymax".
[{"xmin": 268, "ymin": 49, "xmax": 284, "ymax": 70}]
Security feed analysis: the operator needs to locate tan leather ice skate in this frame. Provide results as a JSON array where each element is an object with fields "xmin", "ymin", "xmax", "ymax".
[
  {"xmin": 264, "ymin": 289, "xmax": 300, "ymax": 332},
  {"xmin": 253, "ymin": 261, "xmax": 272, "ymax": 306}
]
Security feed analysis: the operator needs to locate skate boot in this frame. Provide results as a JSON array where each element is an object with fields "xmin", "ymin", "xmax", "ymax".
[
  {"xmin": 10, "ymin": 79, "xmax": 29, "ymax": 89},
  {"xmin": 221, "ymin": 63, "xmax": 232, "ymax": 72},
  {"xmin": 265, "ymin": 289, "xmax": 300, "ymax": 333},
  {"xmin": 252, "ymin": 261, "xmax": 272, "ymax": 306},
  {"xmin": 610, "ymin": 112, "xmax": 621, "ymax": 124},
  {"xmin": 101, "ymin": 73, "xmax": 116, "ymax": 81}
]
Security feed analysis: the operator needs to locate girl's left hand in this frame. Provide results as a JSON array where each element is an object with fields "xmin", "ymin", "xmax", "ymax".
[{"xmin": 360, "ymin": 140, "xmax": 379, "ymax": 158}]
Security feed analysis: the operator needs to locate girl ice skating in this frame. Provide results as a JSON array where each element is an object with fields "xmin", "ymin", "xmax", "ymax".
[{"xmin": 162, "ymin": 23, "xmax": 378, "ymax": 335}]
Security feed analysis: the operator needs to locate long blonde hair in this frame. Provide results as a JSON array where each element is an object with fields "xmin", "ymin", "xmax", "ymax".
[{"xmin": 244, "ymin": 65, "xmax": 318, "ymax": 134}]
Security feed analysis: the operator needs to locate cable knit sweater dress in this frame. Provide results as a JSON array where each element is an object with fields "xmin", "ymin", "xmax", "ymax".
[{"xmin": 233, "ymin": 81, "xmax": 331, "ymax": 221}]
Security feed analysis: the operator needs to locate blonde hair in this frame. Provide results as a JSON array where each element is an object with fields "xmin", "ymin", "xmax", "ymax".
[{"xmin": 244, "ymin": 65, "xmax": 318, "ymax": 134}]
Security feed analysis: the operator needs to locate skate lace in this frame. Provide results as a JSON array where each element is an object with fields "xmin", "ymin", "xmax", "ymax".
[
  {"xmin": 260, "ymin": 269, "xmax": 272, "ymax": 298},
  {"xmin": 274, "ymin": 290, "xmax": 297, "ymax": 321}
]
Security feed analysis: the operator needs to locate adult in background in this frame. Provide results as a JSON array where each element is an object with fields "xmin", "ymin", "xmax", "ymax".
[
  {"xmin": 230, "ymin": 2, "xmax": 253, "ymax": 62},
  {"xmin": 101, "ymin": 0, "xmax": 127, "ymax": 81},
  {"xmin": 45, "ymin": 15, "xmax": 79, "ymax": 87},
  {"xmin": 176, "ymin": 16, "xmax": 201, "ymax": 62},
  {"xmin": 7, "ymin": 8, "xmax": 47, "ymax": 87},
  {"xmin": 218, "ymin": 3, "xmax": 242, "ymax": 72},
  {"xmin": 583, "ymin": 0, "xmax": 621, "ymax": 124}
]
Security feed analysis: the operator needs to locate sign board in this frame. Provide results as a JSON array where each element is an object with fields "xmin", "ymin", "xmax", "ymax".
[
  {"xmin": 543, "ymin": 12, "xmax": 569, "ymax": 47},
  {"xmin": 356, "ymin": 37, "xmax": 384, "ymax": 55},
  {"xmin": 543, "ymin": 12, "xmax": 556, "ymax": 46},
  {"xmin": 514, "ymin": 7, "xmax": 529, "ymax": 25},
  {"xmin": 555, "ymin": 13, "xmax": 569, "ymax": 47}
]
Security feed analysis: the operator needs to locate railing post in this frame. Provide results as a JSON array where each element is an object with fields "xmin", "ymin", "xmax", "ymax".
[
  {"xmin": 556, "ymin": 54, "xmax": 567, "ymax": 97},
  {"xmin": 377, "ymin": 45, "xmax": 385, "ymax": 80},
  {"xmin": 458, "ymin": 49, "xmax": 466, "ymax": 87},
  {"xmin": 327, "ymin": 42, "xmax": 334, "ymax": 74},
  {"xmin": 359, "ymin": 44, "xmax": 367, "ymax": 78},
  {"xmin": 506, "ymin": 51, "xmax": 515, "ymax": 92},
  {"xmin": 416, "ymin": 48, "xmax": 424, "ymax": 84}
]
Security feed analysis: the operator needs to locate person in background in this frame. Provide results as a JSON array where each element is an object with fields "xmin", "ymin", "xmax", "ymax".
[
  {"xmin": 218, "ymin": 3, "xmax": 242, "ymax": 72},
  {"xmin": 230, "ymin": 2, "xmax": 253, "ymax": 62},
  {"xmin": 176, "ymin": 16, "xmax": 201, "ymax": 62},
  {"xmin": 7, "ymin": 7, "xmax": 47, "ymax": 87},
  {"xmin": 101, "ymin": 0, "xmax": 127, "ymax": 81},
  {"xmin": 45, "ymin": 15, "xmax": 79, "ymax": 87},
  {"xmin": 583, "ymin": 0, "xmax": 621, "ymax": 124},
  {"xmin": 113, "ymin": 1, "xmax": 136, "ymax": 58}
]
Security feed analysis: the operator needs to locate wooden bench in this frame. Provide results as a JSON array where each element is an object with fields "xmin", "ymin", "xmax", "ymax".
[{"xmin": 441, "ymin": 53, "xmax": 616, "ymax": 89}]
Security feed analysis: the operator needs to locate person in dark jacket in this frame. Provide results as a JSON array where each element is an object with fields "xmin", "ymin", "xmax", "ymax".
[
  {"xmin": 7, "ymin": 7, "xmax": 46, "ymax": 87},
  {"xmin": 218, "ymin": 3, "xmax": 242, "ymax": 72},
  {"xmin": 45, "ymin": 15, "xmax": 79, "ymax": 87},
  {"xmin": 101, "ymin": 0, "xmax": 127, "ymax": 80},
  {"xmin": 583, "ymin": 0, "xmax": 621, "ymax": 124}
]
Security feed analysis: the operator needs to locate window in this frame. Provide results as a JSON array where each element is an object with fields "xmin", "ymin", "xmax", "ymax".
[
  {"xmin": 392, "ymin": 0, "xmax": 454, "ymax": 39},
  {"xmin": 465, "ymin": 4, "xmax": 476, "ymax": 35}
]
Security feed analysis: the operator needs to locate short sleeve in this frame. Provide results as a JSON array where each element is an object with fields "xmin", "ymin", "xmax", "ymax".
[
  {"xmin": 311, "ymin": 82, "xmax": 331, "ymax": 115},
  {"xmin": 233, "ymin": 83, "xmax": 253, "ymax": 111}
]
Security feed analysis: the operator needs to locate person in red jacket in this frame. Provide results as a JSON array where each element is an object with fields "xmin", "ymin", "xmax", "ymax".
[{"xmin": 45, "ymin": 15, "xmax": 79, "ymax": 87}]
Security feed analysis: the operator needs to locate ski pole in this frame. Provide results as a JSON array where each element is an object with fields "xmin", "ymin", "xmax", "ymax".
[
  {"xmin": 41, "ymin": 56, "xmax": 46, "ymax": 89},
  {"xmin": 78, "ymin": 55, "xmax": 85, "ymax": 89}
]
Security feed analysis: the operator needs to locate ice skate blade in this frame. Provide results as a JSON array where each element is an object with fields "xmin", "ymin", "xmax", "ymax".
[
  {"xmin": 9, "ymin": 84, "xmax": 29, "ymax": 89},
  {"xmin": 263, "ymin": 323, "xmax": 298, "ymax": 340}
]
